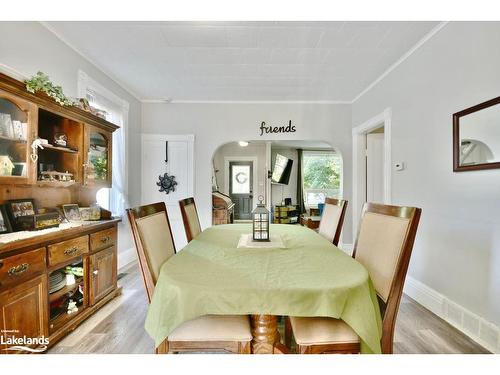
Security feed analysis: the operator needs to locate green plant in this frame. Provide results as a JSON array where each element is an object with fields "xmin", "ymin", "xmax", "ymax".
[
  {"xmin": 303, "ymin": 154, "xmax": 341, "ymax": 189},
  {"xmin": 25, "ymin": 71, "xmax": 74, "ymax": 106},
  {"xmin": 91, "ymin": 157, "xmax": 108, "ymax": 180}
]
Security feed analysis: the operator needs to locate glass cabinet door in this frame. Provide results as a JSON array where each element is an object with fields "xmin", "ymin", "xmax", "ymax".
[
  {"xmin": 84, "ymin": 125, "xmax": 112, "ymax": 187},
  {"xmin": 0, "ymin": 91, "xmax": 36, "ymax": 185}
]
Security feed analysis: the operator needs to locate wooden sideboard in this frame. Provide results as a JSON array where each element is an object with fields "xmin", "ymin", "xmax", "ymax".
[
  {"xmin": 0, "ymin": 220, "xmax": 121, "ymax": 353},
  {"xmin": 0, "ymin": 73, "xmax": 121, "ymax": 353}
]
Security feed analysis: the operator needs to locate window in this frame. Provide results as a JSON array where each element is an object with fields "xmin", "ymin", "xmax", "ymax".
[
  {"xmin": 78, "ymin": 71, "xmax": 129, "ymax": 216},
  {"xmin": 302, "ymin": 150, "xmax": 342, "ymax": 206},
  {"xmin": 231, "ymin": 165, "xmax": 251, "ymax": 194}
]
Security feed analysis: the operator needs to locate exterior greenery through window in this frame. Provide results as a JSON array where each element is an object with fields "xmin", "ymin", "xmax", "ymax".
[{"xmin": 302, "ymin": 151, "xmax": 342, "ymax": 206}]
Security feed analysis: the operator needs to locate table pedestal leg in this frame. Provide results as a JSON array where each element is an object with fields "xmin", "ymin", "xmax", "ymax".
[{"xmin": 250, "ymin": 314, "xmax": 287, "ymax": 354}]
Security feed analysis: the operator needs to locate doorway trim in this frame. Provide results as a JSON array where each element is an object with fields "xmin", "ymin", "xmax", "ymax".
[
  {"xmin": 224, "ymin": 156, "xmax": 258, "ymax": 211},
  {"xmin": 352, "ymin": 108, "xmax": 392, "ymax": 239}
]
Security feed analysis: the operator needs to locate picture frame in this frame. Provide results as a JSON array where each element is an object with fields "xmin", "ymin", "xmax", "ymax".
[
  {"xmin": 6, "ymin": 198, "xmax": 36, "ymax": 219},
  {"xmin": 16, "ymin": 212, "xmax": 60, "ymax": 231},
  {"xmin": 6, "ymin": 198, "xmax": 37, "ymax": 231},
  {"xmin": 0, "ymin": 204, "xmax": 13, "ymax": 234},
  {"xmin": 62, "ymin": 204, "xmax": 82, "ymax": 222},
  {"xmin": 79, "ymin": 207, "xmax": 92, "ymax": 221},
  {"xmin": 90, "ymin": 205, "xmax": 101, "ymax": 220},
  {"xmin": 79, "ymin": 206, "xmax": 102, "ymax": 221}
]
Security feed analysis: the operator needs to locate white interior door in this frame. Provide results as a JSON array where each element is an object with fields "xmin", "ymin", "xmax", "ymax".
[
  {"xmin": 366, "ymin": 133, "xmax": 385, "ymax": 204},
  {"xmin": 141, "ymin": 134, "xmax": 194, "ymax": 250}
]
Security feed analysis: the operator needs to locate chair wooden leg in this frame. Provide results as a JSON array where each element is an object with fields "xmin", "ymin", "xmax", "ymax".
[
  {"xmin": 238, "ymin": 341, "xmax": 252, "ymax": 354},
  {"xmin": 284, "ymin": 316, "xmax": 292, "ymax": 350},
  {"xmin": 155, "ymin": 339, "xmax": 169, "ymax": 354},
  {"xmin": 297, "ymin": 344, "xmax": 310, "ymax": 354}
]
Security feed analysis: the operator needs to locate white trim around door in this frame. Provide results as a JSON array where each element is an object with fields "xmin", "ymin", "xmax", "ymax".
[
  {"xmin": 352, "ymin": 108, "xmax": 392, "ymax": 239},
  {"xmin": 224, "ymin": 156, "xmax": 259, "ymax": 212}
]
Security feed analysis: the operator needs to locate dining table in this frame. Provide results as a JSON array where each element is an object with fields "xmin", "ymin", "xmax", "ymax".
[{"xmin": 145, "ymin": 223, "xmax": 382, "ymax": 354}]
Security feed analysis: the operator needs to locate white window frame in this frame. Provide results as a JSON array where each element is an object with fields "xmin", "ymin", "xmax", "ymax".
[
  {"xmin": 77, "ymin": 70, "xmax": 130, "ymax": 211},
  {"xmin": 302, "ymin": 150, "xmax": 342, "ymax": 208}
]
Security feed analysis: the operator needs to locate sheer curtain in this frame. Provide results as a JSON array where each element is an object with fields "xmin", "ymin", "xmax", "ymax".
[{"xmin": 87, "ymin": 89, "xmax": 129, "ymax": 217}]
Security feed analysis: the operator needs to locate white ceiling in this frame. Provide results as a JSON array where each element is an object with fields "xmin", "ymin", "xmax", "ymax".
[{"xmin": 44, "ymin": 21, "xmax": 440, "ymax": 102}]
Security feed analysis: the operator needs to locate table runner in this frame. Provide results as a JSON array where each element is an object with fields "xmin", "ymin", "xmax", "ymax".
[{"xmin": 145, "ymin": 224, "xmax": 382, "ymax": 353}]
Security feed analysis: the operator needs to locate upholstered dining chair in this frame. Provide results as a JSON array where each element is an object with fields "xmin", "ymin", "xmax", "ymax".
[
  {"xmin": 179, "ymin": 197, "xmax": 202, "ymax": 243},
  {"xmin": 285, "ymin": 202, "xmax": 421, "ymax": 354},
  {"xmin": 317, "ymin": 198, "xmax": 348, "ymax": 246},
  {"xmin": 127, "ymin": 202, "xmax": 252, "ymax": 354}
]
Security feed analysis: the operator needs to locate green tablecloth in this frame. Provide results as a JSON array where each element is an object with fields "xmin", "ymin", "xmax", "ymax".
[{"xmin": 145, "ymin": 224, "xmax": 382, "ymax": 353}]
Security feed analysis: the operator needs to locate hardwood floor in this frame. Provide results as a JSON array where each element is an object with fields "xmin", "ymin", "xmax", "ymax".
[{"xmin": 48, "ymin": 262, "xmax": 489, "ymax": 354}]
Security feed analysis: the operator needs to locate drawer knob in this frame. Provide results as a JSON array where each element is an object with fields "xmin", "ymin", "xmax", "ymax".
[
  {"xmin": 100, "ymin": 236, "xmax": 112, "ymax": 243},
  {"xmin": 92, "ymin": 269, "xmax": 99, "ymax": 277},
  {"xmin": 8, "ymin": 263, "xmax": 30, "ymax": 277},
  {"xmin": 64, "ymin": 246, "xmax": 80, "ymax": 256}
]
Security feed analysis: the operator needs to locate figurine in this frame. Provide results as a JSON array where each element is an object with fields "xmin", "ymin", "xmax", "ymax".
[
  {"xmin": 54, "ymin": 133, "xmax": 68, "ymax": 147},
  {"xmin": 67, "ymin": 299, "xmax": 78, "ymax": 315}
]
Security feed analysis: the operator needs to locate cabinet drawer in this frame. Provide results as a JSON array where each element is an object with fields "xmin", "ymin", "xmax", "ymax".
[
  {"xmin": 48, "ymin": 236, "xmax": 89, "ymax": 266},
  {"xmin": 90, "ymin": 227, "xmax": 117, "ymax": 252},
  {"xmin": 0, "ymin": 248, "xmax": 46, "ymax": 289}
]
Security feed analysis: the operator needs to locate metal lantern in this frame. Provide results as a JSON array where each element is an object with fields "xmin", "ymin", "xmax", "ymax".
[{"xmin": 252, "ymin": 196, "xmax": 270, "ymax": 242}]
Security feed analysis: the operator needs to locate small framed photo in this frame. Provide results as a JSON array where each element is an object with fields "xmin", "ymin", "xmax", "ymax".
[
  {"xmin": 62, "ymin": 204, "xmax": 82, "ymax": 222},
  {"xmin": 79, "ymin": 206, "xmax": 101, "ymax": 221},
  {"xmin": 7, "ymin": 198, "xmax": 36, "ymax": 219},
  {"xmin": 6, "ymin": 199, "xmax": 36, "ymax": 231},
  {"xmin": 0, "ymin": 205, "xmax": 13, "ymax": 234},
  {"xmin": 79, "ymin": 207, "xmax": 92, "ymax": 221}
]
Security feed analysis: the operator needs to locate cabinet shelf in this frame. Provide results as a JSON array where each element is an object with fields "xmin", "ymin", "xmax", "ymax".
[
  {"xmin": 49, "ymin": 306, "xmax": 85, "ymax": 333},
  {"xmin": 49, "ymin": 277, "xmax": 83, "ymax": 303},
  {"xmin": 37, "ymin": 180, "xmax": 78, "ymax": 188},
  {"xmin": 41, "ymin": 144, "xmax": 78, "ymax": 154},
  {"xmin": 0, "ymin": 135, "xmax": 27, "ymax": 143}
]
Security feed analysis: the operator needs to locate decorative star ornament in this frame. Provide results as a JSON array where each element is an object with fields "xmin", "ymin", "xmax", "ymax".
[{"xmin": 157, "ymin": 173, "xmax": 177, "ymax": 194}]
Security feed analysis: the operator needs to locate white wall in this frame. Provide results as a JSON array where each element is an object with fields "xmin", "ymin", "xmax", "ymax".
[
  {"xmin": 142, "ymin": 103, "xmax": 353, "ymax": 242},
  {"xmin": 270, "ymin": 147, "xmax": 298, "ymax": 206},
  {"xmin": 352, "ymin": 22, "xmax": 500, "ymax": 344},
  {"xmin": 0, "ymin": 22, "xmax": 142, "ymax": 267}
]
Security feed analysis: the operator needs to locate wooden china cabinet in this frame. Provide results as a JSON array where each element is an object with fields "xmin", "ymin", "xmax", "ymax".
[{"xmin": 0, "ymin": 72, "xmax": 121, "ymax": 354}]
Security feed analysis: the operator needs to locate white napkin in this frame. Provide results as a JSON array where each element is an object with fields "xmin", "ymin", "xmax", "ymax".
[{"xmin": 237, "ymin": 233, "xmax": 286, "ymax": 249}]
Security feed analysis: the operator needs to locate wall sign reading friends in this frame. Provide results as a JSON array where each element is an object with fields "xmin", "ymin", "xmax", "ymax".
[{"xmin": 259, "ymin": 120, "xmax": 296, "ymax": 136}]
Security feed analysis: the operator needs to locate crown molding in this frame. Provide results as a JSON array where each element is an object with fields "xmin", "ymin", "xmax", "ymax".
[
  {"xmin": 0, "ymin": 63, "xmax": 27, "ymax": 81},
  {"xmin": 141, "ymin": 99, "xmax": 351, "ymax": 104},
  {"xmin": 39, "ymin": 21, "xmax": 143, "ymax": 102},
  {"xmin": 350, "ymin": 21, "xmax": 449, "ymax": 104}
]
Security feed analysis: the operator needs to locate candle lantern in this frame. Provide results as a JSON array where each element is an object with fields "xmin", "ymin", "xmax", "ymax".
[{"xmin": 252, "ymin": 195, "xmax": 270, "ymax": 242}]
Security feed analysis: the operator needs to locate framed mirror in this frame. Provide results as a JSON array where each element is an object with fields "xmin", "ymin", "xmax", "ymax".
[{"xmin": 453, "ymin": 96, "xmax": 500, "ymax": 172}]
